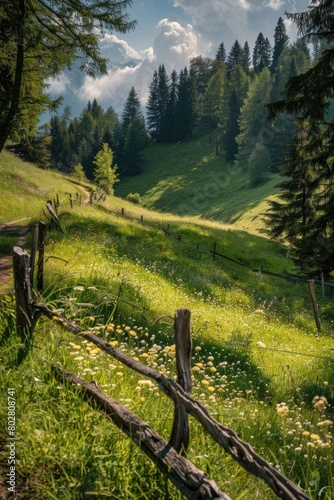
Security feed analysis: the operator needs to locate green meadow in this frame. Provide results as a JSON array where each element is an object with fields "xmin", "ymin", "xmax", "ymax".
[{"xmin": 0, "ymin": 148, "xmax": 333, "ymax": 499}]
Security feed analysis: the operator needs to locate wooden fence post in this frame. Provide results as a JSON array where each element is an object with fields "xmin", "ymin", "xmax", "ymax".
[
  {"xmin": 169, "ymin": 309, "xmax": 192, "ymax": 454},
  {"xmin": 308, "ymin": 280, "xmax": 321, "ymax": 334},
  {"xmin": 121, "ymin": 207, "xmax": 125, "ymax": 216},
  {"xmin": 212, "ymin": 242, "xmax": 217, "ymax": 260},
  {"xmin": 37, "ymin": 222, "xmax": 46, "ymax": 293},
  {"xmin": 30, "ymin": 223, "xmax": 39, "ymax": 286},
  {"xmin": 69, "ymin": 194, "xmax": 73, "ymax": 208},
  {"xmin": 13, "ymin": 247, "xmax": 34, "ymax": 339}
]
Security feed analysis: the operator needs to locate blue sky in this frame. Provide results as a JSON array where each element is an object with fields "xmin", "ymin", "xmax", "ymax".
[{"xmin": 48, "ymin": 0, "xmax": 311, "ymax": 116}]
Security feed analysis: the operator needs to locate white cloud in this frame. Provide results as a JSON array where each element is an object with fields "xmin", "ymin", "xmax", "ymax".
[
  {"xmin": 47, "ymin": 74, "xmax": 71, "ymax": 93},
  {"xmin": 172, "ymin": 0, "xmax": 252, "ymax": 49},
  {"xmin": 80, "ymin": 19, "xmax": 205, "ymax": 112},
  {"xmin": 264, "ymin": 0, "xmax": 284, "ymax": 10},
  {"xmin": 153, "ymin": 18, "xmax": 205, "ymax": 70}
]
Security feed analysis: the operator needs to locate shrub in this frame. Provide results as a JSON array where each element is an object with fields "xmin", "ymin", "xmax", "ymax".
[{"xmin": 126, "ymin": 192, "xmax": 141, "ymax": 204}]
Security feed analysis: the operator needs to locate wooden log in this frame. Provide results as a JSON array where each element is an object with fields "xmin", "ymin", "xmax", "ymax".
[
  {"xmin": 308, "ymin": 280, "xmax": 321, "ymax": 334},
  {"xmin": 33, "ymin": 303, "xmax": 311, "ymax": 500},
  {"xmin": 36, "ymin": 222, "xmax": 45, "ymax": 293},
  {"xmin": 46, "ymin": 201, "xmax": 64, "ymax": 234},
  {"xmin": 51, "ymin": 364, "xmax": 230, "ymax": 500},
  {"xmin": 169, "ymin": 309, "xmax": 192, "ymax": 453}
]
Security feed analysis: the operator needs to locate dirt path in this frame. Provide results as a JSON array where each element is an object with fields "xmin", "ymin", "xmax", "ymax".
[{"xmin": 0, "ymin": 219, "xmax": 31, "ymax": 291}]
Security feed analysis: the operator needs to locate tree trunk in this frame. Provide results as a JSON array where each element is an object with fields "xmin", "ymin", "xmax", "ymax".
[{"xmin": 0, "ymin": 0, "xmax": 25, "ymax": 153}]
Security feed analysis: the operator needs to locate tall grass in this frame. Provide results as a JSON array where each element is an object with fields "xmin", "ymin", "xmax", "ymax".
[{"xmin": 0, "ymin": 151, "xmax": 333, "ymax": 499}]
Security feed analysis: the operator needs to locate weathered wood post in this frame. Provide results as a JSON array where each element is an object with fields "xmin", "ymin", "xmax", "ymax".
[
  {"xmin": 169, "ymin": 308, "xmax": 192, "ymax": 454},
  {"xmin": 13, "ymin": 247, "xmax": 34, "ymax": 339},
  {"xmin": 37, "ymin": 222, "xmax": 46, "ymax": 293},
  {"xmin": 121, "ymin": 207, "xmax": 125, "ymax": 216},
  {"xmin": 30, "ymin": 223, "xmax": 39, "ymax": 286},
  {"xmin": 308, "ymin": 280, "xmax": 321, "ymax": 334},
  {"xmin": 69, "ymin": 194, "xmax": 73, "ymax": 208}
]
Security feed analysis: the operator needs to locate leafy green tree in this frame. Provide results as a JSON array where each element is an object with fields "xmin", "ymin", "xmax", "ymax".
[
  {"xmin": 0, "ymin": 0, "xmax": 135, "ymax": 153},
  {"xmin": 71, "ymin": 163, "xmax": 86, "ymax": 182},
  {"xmin": 93, "ymin": 143, "xmax": 118, "ymax": 194}
]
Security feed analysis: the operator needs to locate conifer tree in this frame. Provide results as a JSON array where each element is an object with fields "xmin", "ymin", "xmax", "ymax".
[
  {"xmin": 253, "ymin": 33, "xmax": 272, "ymax": 73},
  {"xmin": 227, "ymin": 40, "xmax": 244, "ymax": 73},
  {"xmin": 122, "ymin": 87, "xmax": 142, "ymax": 134},
  {"xmin": 267, "ymin": 1, "xmax": 334, "ymax": 274},
  {"xmin": 215, "ymin": 42, "xmax": 226, "ymax": 62},
  {"xmin": 0, "ymin": 0, "xmax": 135, "ymax": 153},
  {"xmin": 237, "ymin": 67, "xmax": 272, "ymax": 166},
  {"xmin": 271, "ymin": 17, "xmax": 289, "ymax": 74}
]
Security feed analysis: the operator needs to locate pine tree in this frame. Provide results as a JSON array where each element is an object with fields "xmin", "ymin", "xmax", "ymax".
[
  {"xmin": 271, "ymin": 17, "xmax": 289, "ymax": 74},
  {"xmin": 221, "ymin": 65, "xmax": 249, "ymax": 162},
  {"xmin": 123, "ymin": 116, "xmax": 149, "ymax": 176},
  {"xmin": 241, "ymin": 42, "xmax": 251, "ymax": 75},
  {"xmin": 0, "ymin": 0, "xmax": 135, "ymax": 153},
  {"xmin": 122, "ymin": 87, "xmax": 142, "ymax": 134},
  {"xmin": 253, "ymin": 33, "xmax": 272, "ymax": 73},
  {"xmin": 267, "ymin": 0, "xmax": 334, "ymax": 274},
  {"xmin": 227, "ymin": 40, "xmax": 244, "ymax": 73},
  {"xmin": 146, "ymin": 70, "xmax": 160, "ymax": 138},
  {"xmin": 173, "ymin": 67, "xmax": 195, "ymax": 141},
  {"xmin": 215, "ymin": 42, "xmax": 226, "ymax": 62}
]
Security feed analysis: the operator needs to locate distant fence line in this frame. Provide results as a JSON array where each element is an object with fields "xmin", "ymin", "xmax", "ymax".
[
  {"xmin": 12, "ymin": 238, "xmax": 310, "ymax": 499},
  {"xmin": 43, "ymin": 197, "xmax": 329, "ymax": 335}
]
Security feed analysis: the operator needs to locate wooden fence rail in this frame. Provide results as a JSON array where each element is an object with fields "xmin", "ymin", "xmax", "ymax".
[{"xmin": 11, "ymin": 220, "xmax": 312, "ymax": 499}]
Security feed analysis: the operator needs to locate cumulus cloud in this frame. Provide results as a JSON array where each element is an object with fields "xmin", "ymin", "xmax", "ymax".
[
  {"xmin": 80, "ymin": 19, "xmax": 205, "ymax": 112},
  {"xmin": 172, "ymin": 0, "xmax": 252, "ymax": 48}
]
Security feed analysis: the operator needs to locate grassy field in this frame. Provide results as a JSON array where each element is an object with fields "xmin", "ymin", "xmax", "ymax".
[
  {"xmin": 0, "ymin": 151, "xmax": 333, "ymax": 499},
  {"xmin": 115, "ymin": 131, "xmax": 280, "ymax": 234}
]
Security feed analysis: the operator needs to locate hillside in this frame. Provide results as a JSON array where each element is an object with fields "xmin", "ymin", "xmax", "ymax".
[
  {"xmin": 0, "ymin": 151, "xmax": 333, "ymax": 499},
  {"xmin": 115, "ymin": 131, "xmax": 280, "ymax": 234}
]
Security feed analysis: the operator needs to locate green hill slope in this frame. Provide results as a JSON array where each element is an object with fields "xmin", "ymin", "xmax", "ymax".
[
  {"xmin": 115, "ymin": 131, "xmax": 280, "ymax": 233},
  {"xmin": 1, "ymin": 151, "xmax": 333, "ymax": 499}
]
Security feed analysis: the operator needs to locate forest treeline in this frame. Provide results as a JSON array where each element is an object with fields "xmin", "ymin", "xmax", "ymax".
[
  {"xmin": 2, "ymin": 2, "xmax": 334, "ymax": 278},
  {"xmin": 45, "ymin": 17, "xmax": 312, "ymax": 186}
]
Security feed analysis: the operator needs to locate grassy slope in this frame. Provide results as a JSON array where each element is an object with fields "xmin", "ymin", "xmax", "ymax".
[
  {"xmin": 115, "ymin": 130, "xmax": 280, "ymax": 234},
  {"xmin": 0, "ymin": 151, "xmax": 333, "ymax": 499}
]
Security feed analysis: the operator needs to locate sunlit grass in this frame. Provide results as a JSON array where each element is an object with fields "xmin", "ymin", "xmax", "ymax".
[{"xmin": 1, "ymin": 151, "xmax": 334, "ymax": 498}]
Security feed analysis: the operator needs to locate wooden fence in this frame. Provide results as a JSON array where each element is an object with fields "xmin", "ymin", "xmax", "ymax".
[{"xmin": 11, "ymin": 221, "xmax": 311, "ymax": 499}]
